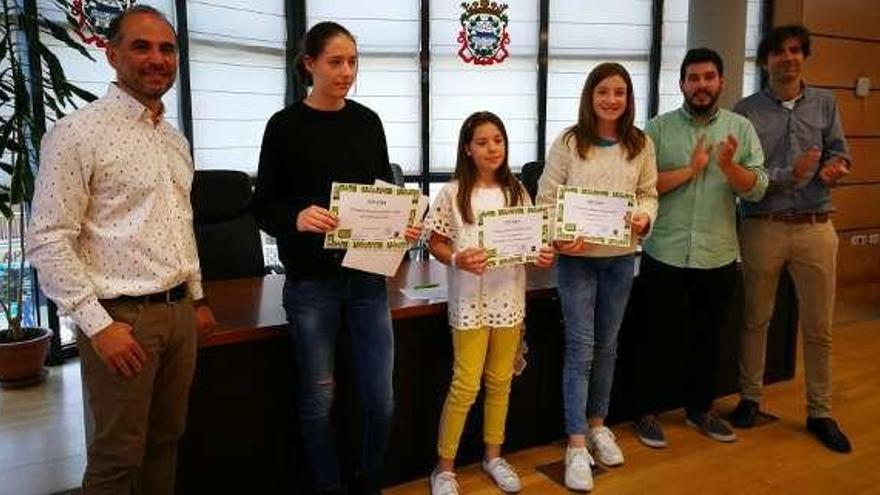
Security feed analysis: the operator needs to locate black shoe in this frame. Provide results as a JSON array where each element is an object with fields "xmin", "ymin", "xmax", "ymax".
[
  {"xmin": 807, "ymin": 417, "xmax": 852, "ymax": 453},
  {"xmin": 730, "ymin": 399, "xmax": 759, "ymax": 428}
]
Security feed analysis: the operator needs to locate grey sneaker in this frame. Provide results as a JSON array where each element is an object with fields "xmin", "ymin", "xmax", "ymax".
[
  {"xmin": 633, "ymin": 415, "xmax": 667, "ymax": 448},
  {"xmin": 686, "ymin": 411, "xmax": 738, "ymax": 443}
]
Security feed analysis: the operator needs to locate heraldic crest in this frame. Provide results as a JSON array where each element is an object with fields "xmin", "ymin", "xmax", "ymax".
[
  {"xmin": 70, "ymin": 0, "xmax": 137, "ymax": 47},
  {"xmin": 457, "ymin": 1, "xmax": 510, "ymax": 65}
]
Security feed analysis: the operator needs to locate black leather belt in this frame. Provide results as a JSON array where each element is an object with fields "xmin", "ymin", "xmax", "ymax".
[{"xmin": 102, "ymin": 283, "xmax": 188, "ymax": 305}]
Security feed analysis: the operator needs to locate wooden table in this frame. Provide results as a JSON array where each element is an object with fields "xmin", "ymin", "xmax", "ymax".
[
  {"xmin": 177, "ymin": 259, "xmax": 797, "ymax": 492},
  {"xmin": 198, "ymin": 261, "xmax": 558, "ymax": 347}
]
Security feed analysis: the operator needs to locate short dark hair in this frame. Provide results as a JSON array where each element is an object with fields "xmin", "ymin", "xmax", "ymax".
[
  {"xmin": 295, "ymin": 22, "xmax": 357, "ymax": 87},
  {"xmin": 107, "ymin": 5, "xmax": 176, "ymax": 46},
  {"xmin": 680, "ymin": 47, "xmax": 724, "ymax": 81},
  {"xmin": 757, "ymin": 24, "xmax": 811, "ymax": 66}
]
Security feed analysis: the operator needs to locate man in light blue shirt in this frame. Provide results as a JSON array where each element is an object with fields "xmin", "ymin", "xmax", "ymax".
[
  {"xmin": 632, "ymin": 48, "xmax": 767, "ymax": 449},
  {"xmin": 732, "ymin": 24, "xmax": 852, "ymax": 453}
]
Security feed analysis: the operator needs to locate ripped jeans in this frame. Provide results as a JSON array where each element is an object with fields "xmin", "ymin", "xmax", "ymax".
[{"xmin": 283, "ymin": 270, "xmax": 395, "ymax": 492}]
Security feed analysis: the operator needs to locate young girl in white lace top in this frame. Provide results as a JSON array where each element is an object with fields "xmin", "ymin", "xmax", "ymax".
[{"xmin": 425, "ymin": 111, "xmax": 554, "ymax": 495}]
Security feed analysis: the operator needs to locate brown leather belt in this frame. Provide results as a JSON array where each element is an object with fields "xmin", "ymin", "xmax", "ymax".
[
  {"xmin": 101, "ymin": 283, "xmax": 188, "ymax": 305},
  {"xmin": 748, "ymin": 212, "xmax": 830, "ymax": 224}
]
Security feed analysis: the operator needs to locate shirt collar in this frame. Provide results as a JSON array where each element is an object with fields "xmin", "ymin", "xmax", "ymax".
[
  {"xmin": 678, "ymin": 104, "xmax": 720, "ymax": 125},
  {"xmin": 762, "ymin": 81, "xmax": 808, "ymax": 106},
  {"xmin": 106, "ymin": 83, "xmax": 166, "ymax": 124}
]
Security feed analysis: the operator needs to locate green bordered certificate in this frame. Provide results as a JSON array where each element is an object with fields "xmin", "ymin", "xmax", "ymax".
[
  {"xmin": 554, "ymin": 185, "xmax": 635, "ymax": 246},
  {"xmin": 477, "ymin": 205, "xmax": 551, "ymax": 268},
  {"xmin": 324, "ymin": 182, "xmax": 420, "ymax": 250}
]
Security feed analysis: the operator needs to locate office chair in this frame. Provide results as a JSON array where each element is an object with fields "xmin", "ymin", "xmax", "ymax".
[
  {"xmin": 390, "ymin": 162, "xmax": 406, "ymax": 187},
  {"xmin": 519, "ymin": 160, "xmax": 544, "ymax": 203},
  {"xmin": 191, "ymin": 170, "xmax": 267, "ymax": 281}
]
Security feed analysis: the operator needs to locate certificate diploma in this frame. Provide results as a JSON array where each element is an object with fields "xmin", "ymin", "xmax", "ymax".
[
  {"xmin": 554, "ymin": 185, "xmax": 634, "ymax": 246},
  {"xmin": 324, "ymin": 182, "xmax": 420, "ymax": 250},
  {"xmin": 478, "ymin": 205, "xmax": 551, "ymax": 268}
]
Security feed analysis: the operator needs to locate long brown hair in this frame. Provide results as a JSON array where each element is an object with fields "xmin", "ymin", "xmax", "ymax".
[
  {"xmin": 564, "ymin": 62, "xmax": 646, "ymax": 161},
  {"xmin": 454, "ymin": 111, "xmax": 525, "ymax": 224}
]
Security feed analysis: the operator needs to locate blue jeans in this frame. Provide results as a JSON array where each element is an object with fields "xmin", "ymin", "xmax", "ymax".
[
  {"xmin": 558, "ymin": 254, "xmax": 635, "ymax": 435},
  {"xmin": 283, "ymin": 269, "xmax": 395, "ymax": 492}
]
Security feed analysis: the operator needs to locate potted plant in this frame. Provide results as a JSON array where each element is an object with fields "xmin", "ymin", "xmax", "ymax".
[{"xmin": 0, "ymin": 0, "xmax": 96, "ymax": 387}]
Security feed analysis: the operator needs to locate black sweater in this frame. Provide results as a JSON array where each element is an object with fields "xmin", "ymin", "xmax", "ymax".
[{"xmin": 253, "ymin": 99, "xmax": 393, "ymax": 278}]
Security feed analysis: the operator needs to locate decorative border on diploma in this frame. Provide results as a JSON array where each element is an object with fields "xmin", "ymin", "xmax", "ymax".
[
  {"xmin": 324, "ymin": 182, "xmax": 420, "ymax": 249},
  {"xmin": 477, "ymin": 205, "xmax": 551, "ymax": 268},
  {"xmin": 554, "ymin": 185, "xmax": 635, "ymax": 246}
]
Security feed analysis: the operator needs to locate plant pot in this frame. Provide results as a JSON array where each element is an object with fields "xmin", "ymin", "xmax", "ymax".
[{"xmin": 0, "ymin": 327, "xmax": 53, "ymax": 389}]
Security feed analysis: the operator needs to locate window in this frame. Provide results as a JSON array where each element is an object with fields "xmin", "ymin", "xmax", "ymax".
[
  {"xmin": 430, "ymin": 0, "xmax": 539, "ymax": 174},
  {"xmin": 39, "ymin": 0, "xmax": 182, "ymax": 127},
  {"xmin": 658, "ymin": 0, "xmax": 689, "ymax": 114},
  {"xmin": 307, "ymin": 1, "xmax": 421, "ymax": 175},
  {"xmin": 743, "ymin": 0, "xmax": 764, "ymax": 97},
  {"xmin": 547, "ymin": 0, "xmax": 653, "ymax": 150},
  {"xmin": 187, "ymin": 1, "xmax": 286, "ymax": 174}
]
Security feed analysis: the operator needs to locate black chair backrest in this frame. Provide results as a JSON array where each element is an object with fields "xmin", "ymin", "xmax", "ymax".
[
  {"xmin": 191, "ymin": 170, "xmax": 265, "ymax": 281},
  {"xmin": 520, "ymin": 160, "xmax": 544, "ymax": 203},
  {"xmin": 390, "ymin": 162, "xmax": 405, "ymax": 187}
]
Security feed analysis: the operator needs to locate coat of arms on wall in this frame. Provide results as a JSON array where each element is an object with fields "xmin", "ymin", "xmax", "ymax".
[
  {"xmin": 70, "ymin": 0, "xmax": 137, "ymax": 48},
  {"xmin": 457, "ymin": 1, "xmax": 510, "ymax": 65}
]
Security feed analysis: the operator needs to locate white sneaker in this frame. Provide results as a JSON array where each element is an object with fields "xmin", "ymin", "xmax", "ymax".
[
  {"xmin": 482, "ymin": 457, "xmax": 522, "ymax": 493},
  {"xmin": 564, "ymin": 446, "xmax": 595, "ymax": 492},
  {"xmin": 588, "ymin": 425, "xmax": 624, "ymax": 466},
  {"xmin": 430, "ymin": 469, "xmax": 460, "ymax": 495}
]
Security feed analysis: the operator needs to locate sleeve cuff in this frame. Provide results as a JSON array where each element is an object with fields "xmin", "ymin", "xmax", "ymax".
[
  {"xmin": 72, "ymin": 299, "xmax": 114, "ymax": 338},
  {"xmin": 188, "ymin": 280, "xmax": 204, "ymax": 301}
]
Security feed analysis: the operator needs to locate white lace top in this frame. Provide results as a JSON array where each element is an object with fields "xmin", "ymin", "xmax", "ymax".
[{"xmin": 425, "ymin": 181, "xmax": 527, "ymax": 330}]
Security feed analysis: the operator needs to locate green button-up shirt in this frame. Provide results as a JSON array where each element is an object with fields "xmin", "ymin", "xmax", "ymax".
[{"xmin": 644, "ymin": 107, "xmax": 768, "ymax": 269}]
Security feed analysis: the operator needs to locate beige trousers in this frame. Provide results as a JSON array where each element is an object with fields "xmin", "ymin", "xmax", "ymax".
[
  {"xmin": 77, "ymin": 298, "xmax": 197, "ymax": 494},
  {"xmin": 738, "ymin": 218, "xmax": 837, "ymax": 417}
]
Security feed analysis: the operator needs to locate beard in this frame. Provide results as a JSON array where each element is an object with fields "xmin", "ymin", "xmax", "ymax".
[{"xmin": 685, "ymin": 89, "xmax": 720, "ymax": 115}]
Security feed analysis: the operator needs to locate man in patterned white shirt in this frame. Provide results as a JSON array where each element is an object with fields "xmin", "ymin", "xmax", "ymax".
[{"xmin": 26, "ymin": 6, "xmax": 214, "ymax": 494}]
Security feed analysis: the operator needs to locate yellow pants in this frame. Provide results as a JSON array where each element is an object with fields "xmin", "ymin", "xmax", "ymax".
[{"xmin": 437, "ymin": 324, "xmax": 523, "ymax": 460}]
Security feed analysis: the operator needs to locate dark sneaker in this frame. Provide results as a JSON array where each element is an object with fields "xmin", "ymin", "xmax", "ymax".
[
  {"xmin": 730, "ymin": 399, "xmax": 759, "ymax": 428},
  {"xmin": 686, "ymin": 411, "xmax": 738, "ymax": 443},
  {"xmin": 807, "ymin": 417, "xmax": 852, "ymax": 453},
  {"xmin": 633, "ymin": 415, "xmax": 667, "ymax": 448}
]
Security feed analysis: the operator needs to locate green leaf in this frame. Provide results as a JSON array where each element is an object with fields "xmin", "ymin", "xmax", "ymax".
[
  {"xmin": 0, "ymin": 31, "xmax": 8, "ymax": 62},
  {"xmin": 0, "ymin": 118, "xmax": 12, "ymax": 151},
  {"xmin": 22, "ymin": 162, "xmax": 34, "ymax": 201},
  {"xmin": 10, "ymin": 153, "xmax": 23, "ymax": 204},
  {"xmin": 39, "ymin": 43, "xmax": 72, "ymax": 104},
  {"xmin": 37, "ymin": 16, "xmax": 95, "ymax": 62},
  {"xmin": 42, "ymin": 90, "xmax": 65, "ymax": 119},
  {"xmin": 0, "ymin": 201, "xmax": 12, "ymax": 220},
  {"xmin": 12, "ymin": 64, "xmax": 32, "ymax": 122},
  {"xmin": 66, "ymin": 82, "xmax": 97, "ymax": 103}
]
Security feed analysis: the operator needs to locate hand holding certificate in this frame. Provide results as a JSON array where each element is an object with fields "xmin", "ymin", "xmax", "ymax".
[
  {"xmin": 325, "ymin": 182, "xmax": 420, "ymax": 250},
  {"xmin": 478, "ymin": 205, "xmax": 552, "ymax": 268},
  {"xmin": 554, "ymin": 185, "xmax": 635, "ymax": 247}
]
